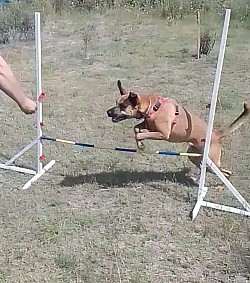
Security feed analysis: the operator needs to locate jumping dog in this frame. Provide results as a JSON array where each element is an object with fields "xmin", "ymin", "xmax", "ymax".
[{"xmin": 107, "ymin": 80, "xmax": 250, "ymax": 181}]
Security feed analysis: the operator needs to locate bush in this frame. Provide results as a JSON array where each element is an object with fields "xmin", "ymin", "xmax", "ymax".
[
  {"xmin": 0, "ymin": 1, "xmax": 51, "ymax": 45},
  {"xmin": 200, "ymin": 29, "xmax": 216, "ymax": 56},
  {"xmin": 0, "ymin": 3, "xmax": 33, "ymax": 44}
]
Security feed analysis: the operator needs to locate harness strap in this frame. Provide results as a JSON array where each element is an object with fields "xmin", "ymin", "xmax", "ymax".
[{"xmin": 148, "ymin": 97, "xmax": 179, "ymax": 121}]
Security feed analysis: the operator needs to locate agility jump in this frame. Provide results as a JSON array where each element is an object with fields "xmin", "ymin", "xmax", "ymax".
[{"xmin": 0, "ymin": 10, "xmax": 249, "ymax": 220}]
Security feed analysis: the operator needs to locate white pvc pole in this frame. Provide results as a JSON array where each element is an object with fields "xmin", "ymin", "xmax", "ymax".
[
  {"xmin": 198, "ymin": 9, "xmax": 231, "ymax": 193},
  {"xmin": 5, "ymin": 140, "xmax": 37, "ymax": 166},
  {"xmin": 35, "ymin": 12, "xmax": 43, "ymax": 174}
]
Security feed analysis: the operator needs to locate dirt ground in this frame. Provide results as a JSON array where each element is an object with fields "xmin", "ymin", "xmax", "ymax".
[{"xmin": 0, "ymin": 9, "xmax": 249, "ymax": 283}]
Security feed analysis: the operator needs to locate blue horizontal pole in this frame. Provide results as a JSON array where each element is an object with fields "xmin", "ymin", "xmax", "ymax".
[
  {"xmin": 42, "ymin": 136, "xmax": 56, "ymax": 142},
  {"xmin": 115, "ymin": 147, "xmax": 137, "ymax": 153},
  {"xmin": 75, "ymin": 142, "xmax": 94, "ymax": 148},
  {"xmin": 157, "ymin": 151, "xmax": 180, "ymax": 156},
  {"xmin": 41, "ymin": 136, "xmax": 202, "ymax": 157}
]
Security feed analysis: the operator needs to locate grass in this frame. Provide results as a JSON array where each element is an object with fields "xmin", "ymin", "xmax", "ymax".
[{"xmin": 0, "ymin": 7, "xmax": 249, "ymax": 283}]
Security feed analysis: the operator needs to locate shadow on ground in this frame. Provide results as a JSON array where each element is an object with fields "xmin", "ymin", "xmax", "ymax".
[
  {"xmin": 60, "ymin": 168, "xmax": 197, "ymax": 188},
  {"xmin": 230, "ymin": 243, "xmax": 250, "ymax": 277}
]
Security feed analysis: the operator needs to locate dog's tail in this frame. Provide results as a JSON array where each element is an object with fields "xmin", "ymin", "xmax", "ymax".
[{"xmin": 216, "ymin": 102, "xmax": 250, "ymax": 139}]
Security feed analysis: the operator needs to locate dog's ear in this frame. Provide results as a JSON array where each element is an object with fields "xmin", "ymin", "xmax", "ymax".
[
  {"xmin": 128, "ymin": 92, "xmax": 139, "ymax": 107},
  {"xmin": 117, "ymin": 80, "xmax": 127, "ymax": 96}
]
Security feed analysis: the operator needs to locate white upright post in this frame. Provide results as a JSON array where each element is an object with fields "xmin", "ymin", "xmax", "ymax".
[
  {"xmin": 199, "ymin": 9, "xmax": 231, "ymax": 197},
  {"xmin": 191, "ymin": 9, "xmax": 250, "ymax": 219},
  {"xmin": 35, "ymin": 12, "xmax": 43, "ymax": 174}
]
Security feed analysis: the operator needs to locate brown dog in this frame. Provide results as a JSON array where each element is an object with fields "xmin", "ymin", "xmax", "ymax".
[{"xmin": 107, "ymin": 80, "xmax": 250, "ymax": 180}]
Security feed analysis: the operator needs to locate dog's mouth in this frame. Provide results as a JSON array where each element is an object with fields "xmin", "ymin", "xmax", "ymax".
[
  {"xmin": 111, "ymin": 115, "xmax": 128, "ymax": 123},
  {"xmin": 107, "ymin": 108, "xmax": 129, "ymax": 123}
]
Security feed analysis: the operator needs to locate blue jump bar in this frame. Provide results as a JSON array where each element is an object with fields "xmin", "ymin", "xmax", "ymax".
[
  {"xmin": 158, "ymin": 151, "xmax": 180, "ymax": 156},
  {"xmin": 41, "ymin": 136, "xmax": 202, "ymax": 157},
  {"xmin": 115, "ymin": 147, "xmax": 137, "ymax": 153},
  {"xmin": 75, "ymin": 142, "xmax": 94, "ymax": 148},
  {"xmin": 42, "ymin": 136, "xmax": 56, "ymax": 142}
]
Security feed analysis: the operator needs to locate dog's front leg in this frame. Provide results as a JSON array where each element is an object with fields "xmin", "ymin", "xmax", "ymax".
[
  {"xmin": 136, "ymin": 131, "xmax": 165, "ymax": 141},
  {"xmin": 136, "ymin": 120, "xmax": 172, "ymax": 142},
  {"xmin": 134, "ymin": 122, "xmax": 149, "ymax": 150}
]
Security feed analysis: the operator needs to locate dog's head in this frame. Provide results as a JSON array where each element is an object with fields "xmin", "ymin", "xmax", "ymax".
[{"xmin": 107, "ymin": 80, "xmax": 144, "ymax": 123}]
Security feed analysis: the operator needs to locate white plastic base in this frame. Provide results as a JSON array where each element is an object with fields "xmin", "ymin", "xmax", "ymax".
[{"xmin": 21, "ymin": 160, "xmax": 55, "ymax": 190}]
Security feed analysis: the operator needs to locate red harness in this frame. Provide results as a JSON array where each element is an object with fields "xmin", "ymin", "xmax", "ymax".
[{"xmin": 146, "ymin": 96, "xmax": 179, "ymax": 125}]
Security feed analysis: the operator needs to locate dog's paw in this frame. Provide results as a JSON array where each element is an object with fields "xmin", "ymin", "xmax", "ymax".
[
  {"xmin": 134, "ymin": 127, "xmax": 140, "ymax": 134},
  {"xmin": 137, "ymin": 141, "xmax": 145, "ymax": 150}
]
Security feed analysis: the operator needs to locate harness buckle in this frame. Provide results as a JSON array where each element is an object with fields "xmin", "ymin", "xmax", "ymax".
[
  {"xmin": 153, "ymin": 101, "xmax": 161, "ymax": 112},
  {"xmin": 175, "ymin": 105, "xmax": 179, "ymax": 115}
]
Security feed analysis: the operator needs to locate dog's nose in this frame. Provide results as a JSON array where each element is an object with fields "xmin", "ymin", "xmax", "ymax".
[{"xmin": 107, "ymin": 109, "xmax": 112, "ymax": 117}]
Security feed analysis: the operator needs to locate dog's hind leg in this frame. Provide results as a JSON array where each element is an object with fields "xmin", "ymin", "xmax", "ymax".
[
  {"xmin": 187, "ymin": 144, "xmax": 232, "ymax": 180},
  {"xmin": 156, "ymin": 121, "xmax": 172, "ymax": 140},
  {"xmin": 209, "ymin": 142, "xmax": 232, "ymax": 179},
  {"xmin": 187, "ymin": 145, "xmax": 204, "ymax": 183}
]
